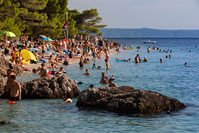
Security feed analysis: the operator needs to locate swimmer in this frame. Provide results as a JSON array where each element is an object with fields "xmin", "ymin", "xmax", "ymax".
[
  {"xmin": 49, "ymin": 64, "xmax": 56, "ymax": 75},
  {"xmin": 84, "ymin": 69, "xmax": 90, "ymax": 76},
  {"xmin": 184, "ymin": 62, "xmax": 188, "ymax": 66},
  {"xmin": 166, "ymin": 55, "xmax": 168, "ymax": 58},
  {"xmin": 92, "ymin": 63, "xmax": 97, "ymax": 69},
  {"xmin": 160, "ymin": 58, "xmax": 163, "ymax": 63},
  {"xmin": 109, "ymin": 78, "xmax": 118, "ymax": 87},
  {"xmin": 110, "ymin": 74, "xmax": 115, "ymax": 81},
  {"xmin": 169, "ymin": 55, "xmax": 172, "ymax": 59},
  {"xmin": 97, "ymin": 66, "xmax": 101, "ymax": 69},
  {"xmin": 89, "ymin": 84, "xmax": 94, "ymax": 89},
  {"xmin": 143, "ymin": 57, "xmax": 148, "ymax": 62},
  {"xmin": 64, "ymin": 98, "xmax": 72, "ymax": 103},
  {"xmin": 100, "ymin": 72, "xmax": 109, "ymax": 84}
]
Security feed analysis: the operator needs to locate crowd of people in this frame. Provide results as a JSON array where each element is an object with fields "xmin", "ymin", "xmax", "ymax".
[{"xmin": 1, "ymin": 34, "xmax": 120, "ymax": 103}]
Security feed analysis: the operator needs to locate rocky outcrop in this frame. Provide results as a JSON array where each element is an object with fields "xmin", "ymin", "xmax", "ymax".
[
  {"xmin": 0, "ymin": 55, "xmax": 22, "ymax": 76},
  {"xmin": 76, "ymin": 86, "xmax": 186, "ymax": 115},
  {"xmin": 2, "ymin": 74, "xmax": 80, "ymax": 99},
  {"xmin": 0, "ymin": 76, "xmax": 5, "ymax": 97}
]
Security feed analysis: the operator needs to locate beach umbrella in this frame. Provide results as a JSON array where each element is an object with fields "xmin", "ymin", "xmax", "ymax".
[
  {"xmin": 13, "ymin": 49, "xmax": 37, "ymax": 62},
  {"xmin": 41, "ymin": 37, "xmax": 54, "ymax": 41},
  {"xmin": 39, "ymin": 35, "xmax": 47, "ymax": 38},
  {"xmin": 0, "ymin": 31, "xmax": 16, "ymax": 37},
  {"xmin": 29, "ymin": 48, "xmax": 39, "ymax": 52}
]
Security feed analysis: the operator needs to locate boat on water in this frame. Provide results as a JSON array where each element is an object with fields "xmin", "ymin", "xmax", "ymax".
[{"xmin": 143, "ymin": 40, "xmax": 157, "ymax": 44}]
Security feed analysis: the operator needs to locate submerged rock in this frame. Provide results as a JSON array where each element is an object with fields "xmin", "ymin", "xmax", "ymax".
[
  {"xmin": 2, "ymin": 74, "xmax": 80, "ymax": 99},
  {"xmin": 76, "ymin": 86, "xmax": 186, "ymax": 115},
  {"xmin": 0, "ymin": 55, "xmax": 22, "ymax": 77}
]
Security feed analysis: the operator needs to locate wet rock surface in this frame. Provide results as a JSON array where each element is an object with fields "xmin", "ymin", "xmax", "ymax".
[
  {"xmin": 76, "ymin": 86, "xmax": 186, "ymax": 115},
  {"xmin": 1, "ymin": 74, "xmax": 80, "ymax": 99}
]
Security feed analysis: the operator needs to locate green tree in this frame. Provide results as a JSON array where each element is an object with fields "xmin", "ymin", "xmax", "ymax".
[
  {"xmin": 73, "ymin": 8, "xmax": 106, "ymax": 36},
  {"xmin": 0, "ymin": 0, "xmax": 106, "ymax": 38}
]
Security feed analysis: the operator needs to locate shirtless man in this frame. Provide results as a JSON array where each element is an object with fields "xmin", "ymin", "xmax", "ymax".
[
  {"xmin": 56, "ymin": 67, "xmax": 65, "ymax": 75},
  {"xmin": 6, "ymin": 75, "xmax": 21, "ymax": 101},
  {"xmin": 6, "ymin": 69, "xmax": 15, "ymax": 84},
  {"xmin": 100, "ymin": 72, "xmax": 109, "ymax": 84},
  {"xmin": 34, "ymin": 63, "xmax": 49, "ymax": 78}
]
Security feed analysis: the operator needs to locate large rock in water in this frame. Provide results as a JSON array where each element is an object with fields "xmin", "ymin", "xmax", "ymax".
[
  {"xmin": 2, "ymin": 74, "xmax": 80, "ymax": 99},
  {"xmin": 0, "ymin": 55, "xmax": 22, "ymax": 76},
  {"xmin": 76, "ymin": 86, "xmax": 186, "ymax": 115}
]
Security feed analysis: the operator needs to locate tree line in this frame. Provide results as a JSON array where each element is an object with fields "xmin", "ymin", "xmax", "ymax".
[{"xmin": 0, "ymin": 0, "xmax": 106, "ymax": 39}]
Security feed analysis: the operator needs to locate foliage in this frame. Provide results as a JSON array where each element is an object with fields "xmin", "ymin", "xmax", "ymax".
[{"xmin": 0, "ymin": 0, "xmax": 106, "ymax": 38}]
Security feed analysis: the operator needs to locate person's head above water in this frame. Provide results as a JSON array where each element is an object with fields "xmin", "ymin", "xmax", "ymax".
[{"xmin": 89, "ymin": 84, "xmax": 94, "ymax": 88}]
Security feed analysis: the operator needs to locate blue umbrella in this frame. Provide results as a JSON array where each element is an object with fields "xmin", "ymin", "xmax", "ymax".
[{"xmin": 41, "ymin": 37, "xmax": 53, "ymax": 41}]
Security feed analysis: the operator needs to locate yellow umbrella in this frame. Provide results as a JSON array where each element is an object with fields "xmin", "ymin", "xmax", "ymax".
[{"xmin": 13, "ymin": 49, "xmax": 37, "ymax": 62}]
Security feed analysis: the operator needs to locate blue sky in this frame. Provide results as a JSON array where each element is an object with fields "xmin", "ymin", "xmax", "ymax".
[{"xmin": 68, "ymin": 0, "xmax": 199, "ymax": 29}]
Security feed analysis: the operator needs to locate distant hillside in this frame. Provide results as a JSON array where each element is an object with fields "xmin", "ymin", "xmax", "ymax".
[{"xmin": 101, "ymin": 28, "xmax": 199, "ymax": 38}]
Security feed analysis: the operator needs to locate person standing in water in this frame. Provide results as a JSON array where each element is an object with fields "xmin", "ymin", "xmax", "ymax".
[
  {"xmin": 100, "ymin": 72, "xmax": 109, "ymax": 84},
  {"xmin": 84, "ymin": 69, "xmax": 90, "ymax": 76},
  {"xmin": 109, "ymin": 78, "xmax": 118, "ymax": 87},
  {"xmin": 160, "ymin": 58, "xmax": 163, "ymax": 63},
  {"xmin": 5, "ymin": 75, "xmax": 21, "ymax": 102}
]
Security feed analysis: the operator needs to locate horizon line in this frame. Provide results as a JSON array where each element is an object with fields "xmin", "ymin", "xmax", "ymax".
[{"xmin": 102, "ymin": 28, "xmax": 199, "ymax": 31}]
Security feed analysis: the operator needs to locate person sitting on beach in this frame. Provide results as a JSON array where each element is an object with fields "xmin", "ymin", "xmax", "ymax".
[
  {"xmin": 5, "ymin": 75, "xmax": 21, "ymax": 102},
  {"xmin": 84, "ymin": 69, "xmax": 90, "ymax": 76},
  {"xmin": 14, "ymin": 57, "xmax": 23, "ymax": 66},
  {"xmin": 49, "ymin": 55, "xmax": 59, "ymax": 65},
  {"xmin": 63, "ymin": 57, "xmax": 69, "ymax": 65},
  {"xmin": 33, "ymin": 50, "xmax": 39, "ymax": 60},
  {"xmin": 100, "ymin": 72, "xmax": 109, "ymax": 84},
  {"xmin": 92, "ymin": 63, "xmax": 97, "ymax": 69},
  {"xmin": 49, "ymin": 64, "xmax": 57, "ymax": 75},
  {"xmin": 55, "ymin": 55, "xmax": 62, "ymax": 63},
  {"xmin": 109, "ymin": 78, "xmax": 118, "ymax": 87}
]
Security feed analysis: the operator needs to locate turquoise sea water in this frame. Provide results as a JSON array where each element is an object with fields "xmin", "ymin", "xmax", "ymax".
[{"xmin": 1, "ymin": 38, "xmax": 199, "ymax": 132}]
